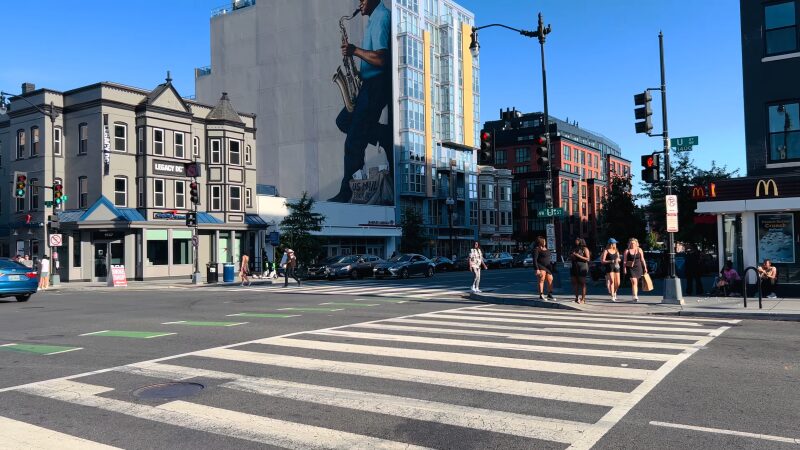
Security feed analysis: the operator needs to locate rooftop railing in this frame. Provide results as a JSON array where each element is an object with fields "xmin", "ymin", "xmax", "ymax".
[{"xmin": 211, "ymin": 0, "xmax": 255, "ymax": 18}]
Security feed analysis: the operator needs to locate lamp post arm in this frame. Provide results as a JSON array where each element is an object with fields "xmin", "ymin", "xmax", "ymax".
[
  {"xmin": 472, "ymin": 24, "xmax": 537, "ymax": 38},
  {"xmin": 0, "ymin": 91, "xmax": 58, "ymax": 121}
]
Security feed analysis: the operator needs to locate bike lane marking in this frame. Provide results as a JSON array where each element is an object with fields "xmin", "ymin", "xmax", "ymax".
[
  {"xmin": 0, "ymin": 343, "xmax": 83, "ymax": 356},
  {"xmin": 80, "ymin": 331, "xmax": 177, "ymax": 339},
  {"xmin": 227, "ymin": 313, "xmax": 301, "ymax": 318}
]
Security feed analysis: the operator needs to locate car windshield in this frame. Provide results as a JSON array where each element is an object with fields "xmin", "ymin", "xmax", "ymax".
[
  {"xmin": 390, "ymin": 254, "xmax": 412, "ymax": 262},
  {"xmin": 318, "ymin": 256, "xmax": 340, "ymax": 265},
  {"xmin": 338, "ymin": 255, "xmax": 359, "ymax": 263}
]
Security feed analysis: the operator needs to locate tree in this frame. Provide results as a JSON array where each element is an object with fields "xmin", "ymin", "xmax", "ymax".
[
  {"xmin": 279, "ymin": 192, "xmax": 326, "ymax": 267},
  {"xmin": 399, "ymin": 207, "xmax": 426, "ymax": 254},
  {"xmin": 640, "ymin": 150, "xmax": 739, "ymax": 249},
  {"xmin": 597, "ymin": 175, "xmax": 647, "ymax": 249}
]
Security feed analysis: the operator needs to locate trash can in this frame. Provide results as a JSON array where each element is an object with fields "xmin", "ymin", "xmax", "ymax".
[
  {"xmin": 223, "ymin": 263, "xmax": 236, "ymax": 283},
  {"xmin": 206, "ymin": 263, "xmax": 219, "ymax": 283}
]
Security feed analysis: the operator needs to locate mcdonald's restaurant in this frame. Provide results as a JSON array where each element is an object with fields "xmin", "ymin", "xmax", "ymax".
[{"xmin": 695, "ymin": 173, "xmax": 800, "ymax": 292}]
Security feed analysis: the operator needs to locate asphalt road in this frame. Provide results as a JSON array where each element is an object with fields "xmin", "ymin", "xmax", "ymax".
[{"xmin": 0, "ymin": 269, "xmax": 797, "ymax": 449}]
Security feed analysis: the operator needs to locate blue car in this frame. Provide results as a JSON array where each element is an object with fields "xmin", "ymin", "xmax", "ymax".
[{"xmin": 0, "ymin": 259, "xmax": 39, "ymax": 302}]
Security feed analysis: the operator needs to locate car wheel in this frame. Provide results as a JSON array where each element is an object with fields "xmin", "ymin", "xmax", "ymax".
[
  {"xmin": 350, "ymin": 270, "xmax": 358, "ymax": 280},
  {"xmin": 426, "ymin": 267, "xmax": 434, "ymax": 277},
  {"xmin": 401, "ymin": 268, "xmax": 409, "ymax": 279},
  {"xmin": 16, "ymin": 294, "xmax": 31, "ymax": 302}
]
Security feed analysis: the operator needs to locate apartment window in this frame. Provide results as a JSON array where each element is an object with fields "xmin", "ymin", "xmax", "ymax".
[
  {"xmin": 480, "ymin": 184, "xmax": 494, "ymax": 199},
  {"xmin": 16, "ymin": 129, "xmax": 25, "ymax": 159},
  {"xmin": 245, "ymin": 145, "xmax": 252, "ymax": 164},
  {"xmin": 765, "ymin": 1, "xmax": 798, "ymax": 55},
  {"xmin": 210, "ymin": 139, "xmax": 221, "ymax": 164},
  {"xmin": 193, "ymin": 136, "xmax": 200, "ymax": 157},
  {"xmin": 54, "ymin": 127, "xmax": 62, "ymax": 156},
  {"xmin": 768, "ymin": 102, "xmax": 800, "ymax": 162},
  {"xmin": 136, "ymin": 127, "xmax": 144, "ymax": 154},
  {"xmin": 111, "ymin": 176, "xmax": 127, "ymax": 207},
  {"xmin": 78, "ymin": 176, "xmax": 88, "ymax": 208},
  {"xmin": 565, "ymin": 163, "xmax": 572, "ymax": 173},
  {"xmin": 175, "ymin": 180, "xmax": 186, "ymax": 209},
  {"xmin": 494, "ymin": 150, "xmax": 507, "ymax": 165},
  {"xmin": 175, "ymin": 132, "xmax": 185, "ymax": 158},
  {"xmin": 153, "ymin": 179, "xmax": 165, "ymax": 207},
  {"xmin": 137, "ymin": 177, "xmax": 144, "ymax": 207},
  {"xmin": 229, "ymin": 139, "xmax": 241, "ymax": 165},
  {"xmin": 210, "ymin": 185, "xmax": 222, "ymax": 211},
  {"xmin": 30, "ymin": 127, "xmax": 39, "ymax": 156},
  {"xmin": 229, "ymin": 186, "xmax": 242, "ymax": 211},
  {"xmin": 563, "ymin": 145, "xmax": 571, "ymax": 161},
  {"xmin": 246, "ymin": 188, "xmax": 252, "ymax": 207},
  {"xmin": 515, "ymin": 148, "xmax": 530, "ymax": 163},
  {"xmin": 79, "ymin": 123, "xmax": 88, "ymax": 155},
  {"xmin": 114, "ymin": 123, "xmax": 127, "ymax": 152},
  {"xmin": 30, "ymin": 178, "xmax": 39, "ymax": 210},
  {"xmin": 153, "ymin": 128, "xmax": 164, "ymax": 155}
]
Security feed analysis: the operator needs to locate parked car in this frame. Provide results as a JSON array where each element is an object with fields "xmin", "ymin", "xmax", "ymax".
[
  {"xmin": 308, "ymin": 254, "xmax": 383, "ymax": 280},
  {"xmin": 431, "ymin": 256, "xmax": 455, "ymax": 272},
  {"xmin": 373, "ymin": 254, "xmax": 435, "ymax": 279},
  {"xmin": 512, "ymin": 253, "xmax": 526, "ymax": 267},
  {"xmin": 486, "ymin": 252, "xmax": 514, "ymax": 269},
  {"xmin": 453, "ymin": 256, "xmax": 470, "ymax": 271},
  {"xmin": 643, "ymin": 251, "xmax": 686, "ymax": 278},
  {"xmin": 514, "ymin": 252, "xmax": 534, "ymax": 268},
  {"xmin": 0, "ymin": 259, "xmax": 39, "ymax": 302}
]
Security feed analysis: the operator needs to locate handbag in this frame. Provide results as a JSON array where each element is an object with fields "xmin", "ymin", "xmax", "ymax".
[{"xmin": 642, "ymin": 272, "xmax": 654, "ymax": 292}]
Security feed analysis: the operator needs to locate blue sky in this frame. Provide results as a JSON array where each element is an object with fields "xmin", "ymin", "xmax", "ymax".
[{"xmin": 2, "ymin": 0, "xmax": 744, "ymax": 180}]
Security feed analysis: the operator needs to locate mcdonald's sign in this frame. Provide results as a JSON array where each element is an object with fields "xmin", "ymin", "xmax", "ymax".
[
  {"xmin": 755, "ymin": 179, "xmax": 779, "ymax": 197},
  {"xmin": 691, "ymin": 186, "xmax": 706, "ymax": 200}
]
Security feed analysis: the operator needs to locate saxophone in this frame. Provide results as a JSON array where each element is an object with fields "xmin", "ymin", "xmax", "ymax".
[{"xmin": 333, "ymin": 9, "xmax": 361, "ymax": 113}]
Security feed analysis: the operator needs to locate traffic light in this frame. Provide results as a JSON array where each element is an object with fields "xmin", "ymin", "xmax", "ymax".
[
  {"xmin": 479, "ymin": 129, "xmax": 494, "ymax": 164},
  {"xmin": 641, "ymin": 152, "xmax": 660, "ymax": 183},
  {"xmin": 634, "ymin": 91, "xmax": 653, "ymax": 134},
  {"xmin": 535, "ymin": 135, "xmax": 549, "ymax": 168},
  {"xmin": 53, "ymin": 182, "xmax": 64, "ymax": 206},
  {"xmin": 189, "ymin": 182, "xmax": 200, "ymax": 205},
  {"xmin": 14, "ymin": 172, "xmax": 27, "ymax": 198},
  {"xmin": 49, "ymin": 214, "xmax": 60, "ymax": 231},
  {"xmin": 185, "ymin": 212, "xmax": 197, "ymax": 227}
]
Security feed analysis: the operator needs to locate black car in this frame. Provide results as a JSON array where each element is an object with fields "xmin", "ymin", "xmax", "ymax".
[
  {"xmin": 307, "ymin": 254, "xmax": 384, "ymax": 280},
  {"xmin": 486, "ymin": 252, "xmax": 514, "ymax": 269},
  {"xmin": 453, "ymin": 256, "xmax": 470, "ymax": 271},
  {"xmin": 373, "ymin": 253, "xmax": 435, "ymax": 279},
  {"xmin": 431, "ymin": 257, "xmax": 455, "ymax": 272}
]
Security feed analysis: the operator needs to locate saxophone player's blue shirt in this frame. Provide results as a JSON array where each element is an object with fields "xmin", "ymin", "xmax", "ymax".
[{"xmin": 360, "ymin": 1, "xmax": 391, "ymax": 80}]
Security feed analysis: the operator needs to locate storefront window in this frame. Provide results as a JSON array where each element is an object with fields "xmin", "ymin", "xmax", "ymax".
[
  {"xmin": 172, "ymin": 230, "xmax": 192, "ymax": 265},
  {"xmin": 722, "ymin": 214, "xmax": 743, "ymax": 273},
  {"xmin": 73, "ymin": 236, "xmax": 81, "ymax": 268},
  {"xmin": 756, "ymin": 212, "xmax": 800, "ymax": 284},
  {"xmin": 146, "ymin": 230, "xmax": 168, "ymax": 265}
]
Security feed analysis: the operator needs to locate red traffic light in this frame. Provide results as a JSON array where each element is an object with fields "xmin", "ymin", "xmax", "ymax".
[
  {"xmin": 189, "ymin": 182, "xmax": 198, "ymax": 190},
  {"xmin": 535, "ymin": 136, "xmax": 547, "ymax": 145},
  {"xmin": 481, "ymin": 131, "xmax": 491, "ymax": 141},
  {"xmin": 17, "ymin": 174, "xmax": 26, "ymax": 182},
  {"xmin": 645, "ymin": 156, "xmax": 655, "ymax": 168}
]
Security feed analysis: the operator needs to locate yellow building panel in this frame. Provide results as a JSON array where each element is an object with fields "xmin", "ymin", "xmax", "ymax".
[
  {"xmin": 461, "ymin": 22, "xmax": 474, "ymax": 148},
  {"xmin": 423, "ymin": 30, "xmax": 433, "ymax": 197}
]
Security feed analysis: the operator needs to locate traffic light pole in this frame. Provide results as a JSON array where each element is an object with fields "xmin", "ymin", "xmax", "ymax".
[
  {"xmin": 191, "ymin": 175, "xmax": 201, "ymax": 285},
  {"xmin": 658, "ymin": 32, "xmax": 683, "ymax": 304}
]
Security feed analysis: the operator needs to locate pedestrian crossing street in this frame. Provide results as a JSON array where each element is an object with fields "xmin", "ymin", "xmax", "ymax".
[
  {"xmin": 215, "ymin": 279, "xmax": 470, "ymax": 299},
  {"xmin": 0, "ymin": 305, "xmax": 738, "ymax": 449}
]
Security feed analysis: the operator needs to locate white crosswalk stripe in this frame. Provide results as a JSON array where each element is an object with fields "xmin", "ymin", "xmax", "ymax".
[
  {"xmin": 4, "ymin": 305, "xmax": 734, "ymax": 449},
  {"xmin": 205, "ymin": 279, "xmax": 469, "ymax": 299}
]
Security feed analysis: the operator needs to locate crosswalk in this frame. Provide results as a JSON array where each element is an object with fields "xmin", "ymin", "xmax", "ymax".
[
  {"xmin": 0, "ymin": 305, "xmax": 738, "ymax": 449},
  {"xmin": 210, "ymin": 279, "xmax": 470, "ymax": 299}
]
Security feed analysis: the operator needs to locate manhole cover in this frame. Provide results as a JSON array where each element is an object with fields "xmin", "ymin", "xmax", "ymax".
[{"xmin": 132, "ymin": 382, "xmax": 204, "ymax": 399}]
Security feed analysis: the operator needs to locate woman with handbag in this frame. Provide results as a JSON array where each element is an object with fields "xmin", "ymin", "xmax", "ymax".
[
  {"xmin": 623, "ymin": 238, "xmax": 648, "ymax": 302},
  {"xmin": 569, "ymin": 238, "xmax": 591, "ymax": 304},
  {"xmin": 468, "ymin": 241, "xmax": 488, "ymax": 293}
]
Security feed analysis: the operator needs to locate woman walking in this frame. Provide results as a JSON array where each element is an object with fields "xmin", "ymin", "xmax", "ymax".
[
  {"xmin": 282, "ymin": 249, "xmax": 301, "ymax": 287},
  {"xmin": 569, "ymin": 238, "xmax": 591, "ymax": 304},
  {"xmin": 38, "ymin": 255, "xmax": 50, "ymax": 290},
  {"xmin": 239, "ymin": 254, "xmax": 251, "ymax": 286},
  {"xmin": 601, "ymin": 238, "xmax": 621, "ymax": 301},
  {"xmin": 623, "ymin": 238, "xmax": 648, "ymax": 302},
  {"xmin": 468, "ymin": 241, "xmax": 487, "ymax": 293},
  {"xmin": 533, "ymin": 237, "xmax": 554, "ymax": 300}
]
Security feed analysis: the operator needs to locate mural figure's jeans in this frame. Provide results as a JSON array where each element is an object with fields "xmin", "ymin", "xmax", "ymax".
[{"xmin": 331, "ymin": 74, "xmax": 392, "ymax": 202}]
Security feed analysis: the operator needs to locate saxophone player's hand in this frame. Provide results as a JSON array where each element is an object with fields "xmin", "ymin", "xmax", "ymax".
[{"xmin": 341, "ymin": 43, "xmax": 356, "ymax": 57}]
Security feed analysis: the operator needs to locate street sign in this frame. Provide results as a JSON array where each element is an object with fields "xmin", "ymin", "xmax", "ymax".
[
  {"xmin": 191, "ymin": 235, "xmax": 199, "ymax": 247},
  {"xmin": 670, "ymin": 136, "xmax": 698, "ymax": 148},
  {"xmin": 665, "ymin": 195, "xmax": 679, "ymax": 232},
  {"xmin": 538, "ymin": 207, "xmax": 564, "ymax": 218},
  {"xmin": 49, "ymin": 234, "xmax": 63, "ymax": 247}
]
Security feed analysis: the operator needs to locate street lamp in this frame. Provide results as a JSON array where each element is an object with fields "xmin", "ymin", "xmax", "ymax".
[{"xmin": 1, "ymin": 91, "xmax": 61, "ymax": 286}]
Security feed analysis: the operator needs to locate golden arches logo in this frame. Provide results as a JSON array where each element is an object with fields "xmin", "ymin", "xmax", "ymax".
[
  {"xmin": 755, "ymin": 179, "xmax": 779, "ymax": 197},
  {"xmin": 691, "ymin": 186, "xmax": 706, "ymax": 199}
]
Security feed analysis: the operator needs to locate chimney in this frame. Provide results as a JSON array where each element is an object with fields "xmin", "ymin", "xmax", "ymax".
[{"xmin": 21, "ymin": 83, "xmax": 35, "ymax": 94}]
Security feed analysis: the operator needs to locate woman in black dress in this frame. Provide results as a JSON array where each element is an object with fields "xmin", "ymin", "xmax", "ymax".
[
  {"xmin": 533, "ymin": 236, "xmax": 554, "ymax": 300},
  {"xmin": 569, "ymin": 238, "xmax": 591, "ymax": 304},
  {"xmin": 623, "ymin": 237, "xmax": 648, "ymax": 302}
]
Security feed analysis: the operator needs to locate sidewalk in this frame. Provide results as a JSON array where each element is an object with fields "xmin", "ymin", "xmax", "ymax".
[
  {"xmin": 470, "ymin": 280, "xmax": 800, "ymax": 321},
  {"xmin": 42, "ymin": 277, "xmax": 276, "ymax": 291}
]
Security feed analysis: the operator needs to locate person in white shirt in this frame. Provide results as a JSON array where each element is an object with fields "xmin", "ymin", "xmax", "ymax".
[
  {"xmin": 468, "ymin": 241, "xmax": 487, "ymax": 293},
  {"xmin": 38, "ymin": 255, "xmax": 50, "ymax": 290}
]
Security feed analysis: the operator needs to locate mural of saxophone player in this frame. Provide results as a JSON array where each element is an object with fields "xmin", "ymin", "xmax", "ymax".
[{"xmin": 329, "ymin": 0, "xmax": 393, "ymax": 204}]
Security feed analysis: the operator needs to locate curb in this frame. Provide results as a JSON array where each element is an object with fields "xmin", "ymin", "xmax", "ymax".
[{"xmin": 651, "ymin": 310, "xmax": 800, "ymax": 322}]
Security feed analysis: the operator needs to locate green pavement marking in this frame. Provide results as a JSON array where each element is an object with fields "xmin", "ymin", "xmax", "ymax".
[
  {"xmin": 0, "ymin": 343, "xmax": 82, "ymax": 356},
  {"xmin": 79, "ymin": 330, "xmax": 176, "ymax": 339},
  {"xmin": 162, "ymin": 321, "xmax": 247, "ymax": 327},
  {"xmin": 354, "ymin": 298, "xmax": 407, "ymax": 303},
  {"xmin": 320, "ymin": 302, "xmax": 379, "ymax": 307},
  {"xmin": 276, "ymin": 307, "xmax": 344, "ymax": 312},
  {"xmin": 227, "ymin": 313, "xmax": 300, "ymax": 318}
]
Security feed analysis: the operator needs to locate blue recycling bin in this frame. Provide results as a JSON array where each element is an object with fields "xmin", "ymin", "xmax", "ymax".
[{"xmin": 223, "ymin": 263, "xmax": 236, "ymax": 283}]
